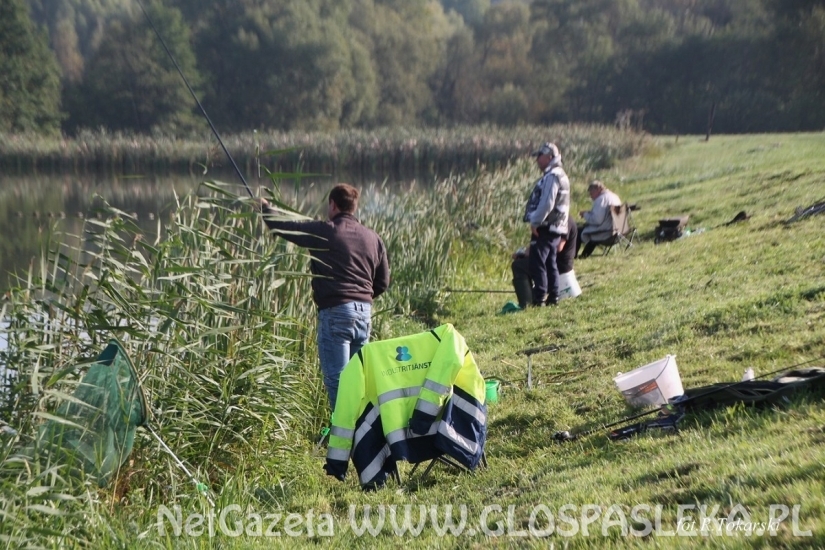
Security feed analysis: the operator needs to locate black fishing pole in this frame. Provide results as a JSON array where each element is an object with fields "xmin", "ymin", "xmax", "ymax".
[
  {"xmin": 444, "ymin": 281, "xmax": 594, "ymax": 295},
  {"xmin": 554, "ymin": 355, "xmax": 824, "ymax": 443},
  {"xmin": 554, "ymin": 406, "xmax": 665, "ymax": 442},
  {"xmin": 444, "ymin": 288, "xmax": 513, "ymax": 294},
  {"xmin": 136, "ymin": 0, "xmax": 254, "ymax": 199},
  {"xmin": 785, "ymin": 196, "xmax": 825, "ymax": 224}
]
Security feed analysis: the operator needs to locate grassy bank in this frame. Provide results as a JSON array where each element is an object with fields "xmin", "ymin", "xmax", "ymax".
[
  {"xmin": 428, "ymin": 133, "xmax": 825, "ymax": 548},
  {"xmin": 2, "ymin": 132, "xmax": 824, "ymax": 548}
]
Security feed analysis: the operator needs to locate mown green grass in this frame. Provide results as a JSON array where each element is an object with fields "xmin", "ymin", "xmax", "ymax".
[
  {"xmin": 422, "ymin": 133, "xmax": 825, "ymax": 548},
  {"xmin": 3, "ymin": 133, "xmax": 824, "ymax": 548}
]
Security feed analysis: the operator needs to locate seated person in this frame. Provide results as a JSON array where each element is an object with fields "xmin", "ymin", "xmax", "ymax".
[
  {"xmin": 576, "ymin": 180, "xmax": 622, "ymax": 258},
  {"xmin": 512, "ymin": 218, "xmax": 579, "ymax": 309}
]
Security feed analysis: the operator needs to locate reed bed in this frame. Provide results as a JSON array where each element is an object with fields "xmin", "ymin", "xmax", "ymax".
[
  {"xmin": 0, "ymin": 170, "xmax": 532, "ymax": 547},
  {"xmin": 0, "ymin": 125, "xmax": 647, "ymax": 179},
  {"xmin": 0, "ymin": 184, "xmax": 323, "ymax": 546}
]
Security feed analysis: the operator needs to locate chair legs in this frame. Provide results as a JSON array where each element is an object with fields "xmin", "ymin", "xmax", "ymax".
[
  {"xmin": 617, "ymin": 228, "xmax": 637, "ymax": 251},
  {"xmin": 408, "ymin": 456, "xmax": 461, "ymax": 481},
  {"xmin": 579, "ymin": 241, "xmax": 598, "ymax": 258},
  {"xmin": 406, "ymin": 452, "xmax": 487, "ymax": 483},
  {"xmin": 590, "ymin": 229, "xmax": 636, "ymax": 256}
]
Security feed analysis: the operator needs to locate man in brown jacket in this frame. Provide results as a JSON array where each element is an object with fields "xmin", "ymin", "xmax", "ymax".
[{"xmin": 258, "ymin": 184, "xmax": 390, "ymax": 410}]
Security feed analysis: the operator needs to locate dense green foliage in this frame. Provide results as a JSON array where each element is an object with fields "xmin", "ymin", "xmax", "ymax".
[
  {"xmin": 64, "ymin": 0, "xmax": 203, "ymax": 133},
  {"xmin": 27, "ymin": 0, "xmax": 134, "ymax": 82},
  {"xmin": 9, "ymin": 0, "xmax": 825, "ymax": 135},
  {"xmin": 0, "ymin": 0, "xmax": 62, "ymax": 133}
]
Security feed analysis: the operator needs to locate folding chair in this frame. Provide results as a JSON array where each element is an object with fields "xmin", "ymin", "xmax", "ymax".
[
  {"xmin": 408, "ymin": 451, "xmax": 488, "ymax": 482},
  {"xmin": 324, "ymin": 324, "xmax": 489, "ymax": 490},
  {"xmin": 594, "ymin": 203, "xmax": 637, "ymax": 255}
]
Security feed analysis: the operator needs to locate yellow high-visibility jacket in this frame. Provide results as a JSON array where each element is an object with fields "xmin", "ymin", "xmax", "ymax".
[{"xmin": 324, "ymin": 324, "xmax": 487, "ymax": 489}]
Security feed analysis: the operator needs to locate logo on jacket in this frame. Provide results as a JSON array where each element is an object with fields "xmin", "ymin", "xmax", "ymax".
[{"xmin": 396, "ymin": 346, "xmax": 412, "ymax": 361}]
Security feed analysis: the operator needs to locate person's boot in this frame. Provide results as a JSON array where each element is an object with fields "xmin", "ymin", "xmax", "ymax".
[
  {"xmin": 532, "ymin": 292, "xmax": 549, "ymax": 307},
  {"xmin": 513, "ymin": 277, "xmax": 533, "ymax": 310}
]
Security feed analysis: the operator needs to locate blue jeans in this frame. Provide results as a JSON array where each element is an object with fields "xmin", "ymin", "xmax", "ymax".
[{"xmin": 317, "ymin": 301, "xmax": 372, "ymax": 411}]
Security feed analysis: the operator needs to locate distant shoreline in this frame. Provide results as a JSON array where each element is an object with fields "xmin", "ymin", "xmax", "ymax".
[{"xmin": 0, "ymin": 124, "xmax": 647, "ymax": 179}]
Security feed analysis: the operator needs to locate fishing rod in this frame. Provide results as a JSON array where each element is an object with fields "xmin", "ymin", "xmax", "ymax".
[
  {"xmin": 444, "ymin": 288, "xmax": 513, "ymax": 294},
  {"xmin": 146, "ymin": 424, "xmax": 216, "ymax": 508},
  {"xmin": 521, "ymin": 344, "xmax": 560, "ymax": 356},
  {"xmin": 785, "ymin": 196, "xmax": 825, "ymax": 224},
  {"xmin": 553, "ymin": 405, "xmax": 666, "ymax": 442},
  {"xmin": 136, "ymin": 0, "xmax": 254, "ymax": 199},
  {"xmin": 520, "ymin": 344, "xmax": 560, "ymax": 390},
  {"xmin": 554, "ymin": 355, "xmax": 824, "ymax": 443},
  {"xmin": 444, "ymin": 281, "xmax": 594, "ymax": 295}
]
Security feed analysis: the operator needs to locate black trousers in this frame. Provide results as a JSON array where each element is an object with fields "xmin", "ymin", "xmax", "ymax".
[
  {"xmin": 511, "ymin": 256, "xmax": 532, "ymax": 309},
  {"xmin": 528, "ymin": 227, "xmax": 561, "ymax": 305},
  {"xmin": 575, "ymin": 225, "xmax": 598, "ymax": 258}
]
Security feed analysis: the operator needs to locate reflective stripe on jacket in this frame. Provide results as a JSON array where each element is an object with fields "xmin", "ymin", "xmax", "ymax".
[{"xmin": 324, "ymin": 323, "xmax": 487, "ymax": 489}]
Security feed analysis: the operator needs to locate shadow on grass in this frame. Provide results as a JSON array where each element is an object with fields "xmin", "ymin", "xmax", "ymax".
[
  {"xmin": 635, "ymin": 461, "xmax": 705, "ymax": 485},
  {"xmin": 253, "ymin": 485, "xmax": 290, "ymax": 506},
  {"xmin": 647, "ymin": 460, "xmax": 823, "ymax": 507},
  {"xmin": 401, "ymin": 464, "xmax": 471, "ymax": 493},
  {"xmin": 489, "ymin": 411, "xmax": 556, "ymax": 459},
  {"xmin": 740, "ymin": 461, "xmax": 822, "ymax": 491},
  {"xmin": 693, "ymin": 284, "xmax": 825, "ymax": 339},
  {"xmin": 800, "ymin": 285, "xmax": 825, "ymax": 302}
]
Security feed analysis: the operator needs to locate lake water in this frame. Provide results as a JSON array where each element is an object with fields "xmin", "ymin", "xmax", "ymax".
[
  {"xmin": 0, "ymin": 171, "xmax": 411, "ymax": 293},
  {"xmin": 0, "ymin": 173, "xmax": 200, "ymax": 366},
  {"xmin": 1, "ymin": 173, "xmax": 196, "ymax": 291},
  {"xmin": 0, "ymin": 169, "xmax": 432, "ymax": 361}
]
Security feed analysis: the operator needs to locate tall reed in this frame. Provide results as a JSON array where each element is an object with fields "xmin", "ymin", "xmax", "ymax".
[
  {"xmin": 0, "ymin": 183, "xmax": 322, "ymax": 546},
  {"xmin": 0, "ymin": 124, "xmax": 647, "ymax": 178}
]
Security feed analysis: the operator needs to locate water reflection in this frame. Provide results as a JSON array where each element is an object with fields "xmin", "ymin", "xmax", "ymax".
[
  {"xmin": 1, "ymin": 174, "xmax": 188, "ymax": 291},
  {"xmin": 0, "ymin": 171, "xmax": 427, "ymax": 368},
  {"xmin": 0, "ymin": 172, "xmax": 419, "ymax": 294}
]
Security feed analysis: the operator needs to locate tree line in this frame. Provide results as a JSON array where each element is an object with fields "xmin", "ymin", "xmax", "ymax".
[{"xmin": 3, "ymin": 0, "xmax": 825, "ymax": 136}]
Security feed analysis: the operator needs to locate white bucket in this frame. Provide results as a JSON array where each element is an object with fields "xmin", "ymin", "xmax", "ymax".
[
  {"xmin": 613, "ymin": 355, "xmax": 684, "ymax": 408},
  {"xmin": 558, "ymin": 270, "xmax": 582, "ymax": 301}
]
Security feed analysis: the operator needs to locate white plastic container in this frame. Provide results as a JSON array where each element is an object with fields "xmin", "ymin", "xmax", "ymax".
[
  {"xmin": 613, "ymin": 355, "xmax": 684, "ymax": 408},
  {"xmin": 558, "ymin": 270, "xmax": 582, "ymax": 301}
]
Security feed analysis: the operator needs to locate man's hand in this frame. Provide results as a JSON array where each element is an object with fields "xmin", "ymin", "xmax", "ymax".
[
  {"xmin": 579, "ymin": 210, "xmax": 587, "ymax": 218},
  {"xmin": 512, "ymin": 247, "xmax": 529, "ymax": 260},
  {"xmin": 254, "ymin": 197, "xmax": 270, "ymax": 212},
  {"xmin": 531, "ymin": 226, "xmax": 539, "ymax": 237}
]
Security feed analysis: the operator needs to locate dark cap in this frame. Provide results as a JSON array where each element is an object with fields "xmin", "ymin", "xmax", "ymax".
[{"xmin": 532, "ymin": 142, "xmax": 560, "ymax": 158}]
